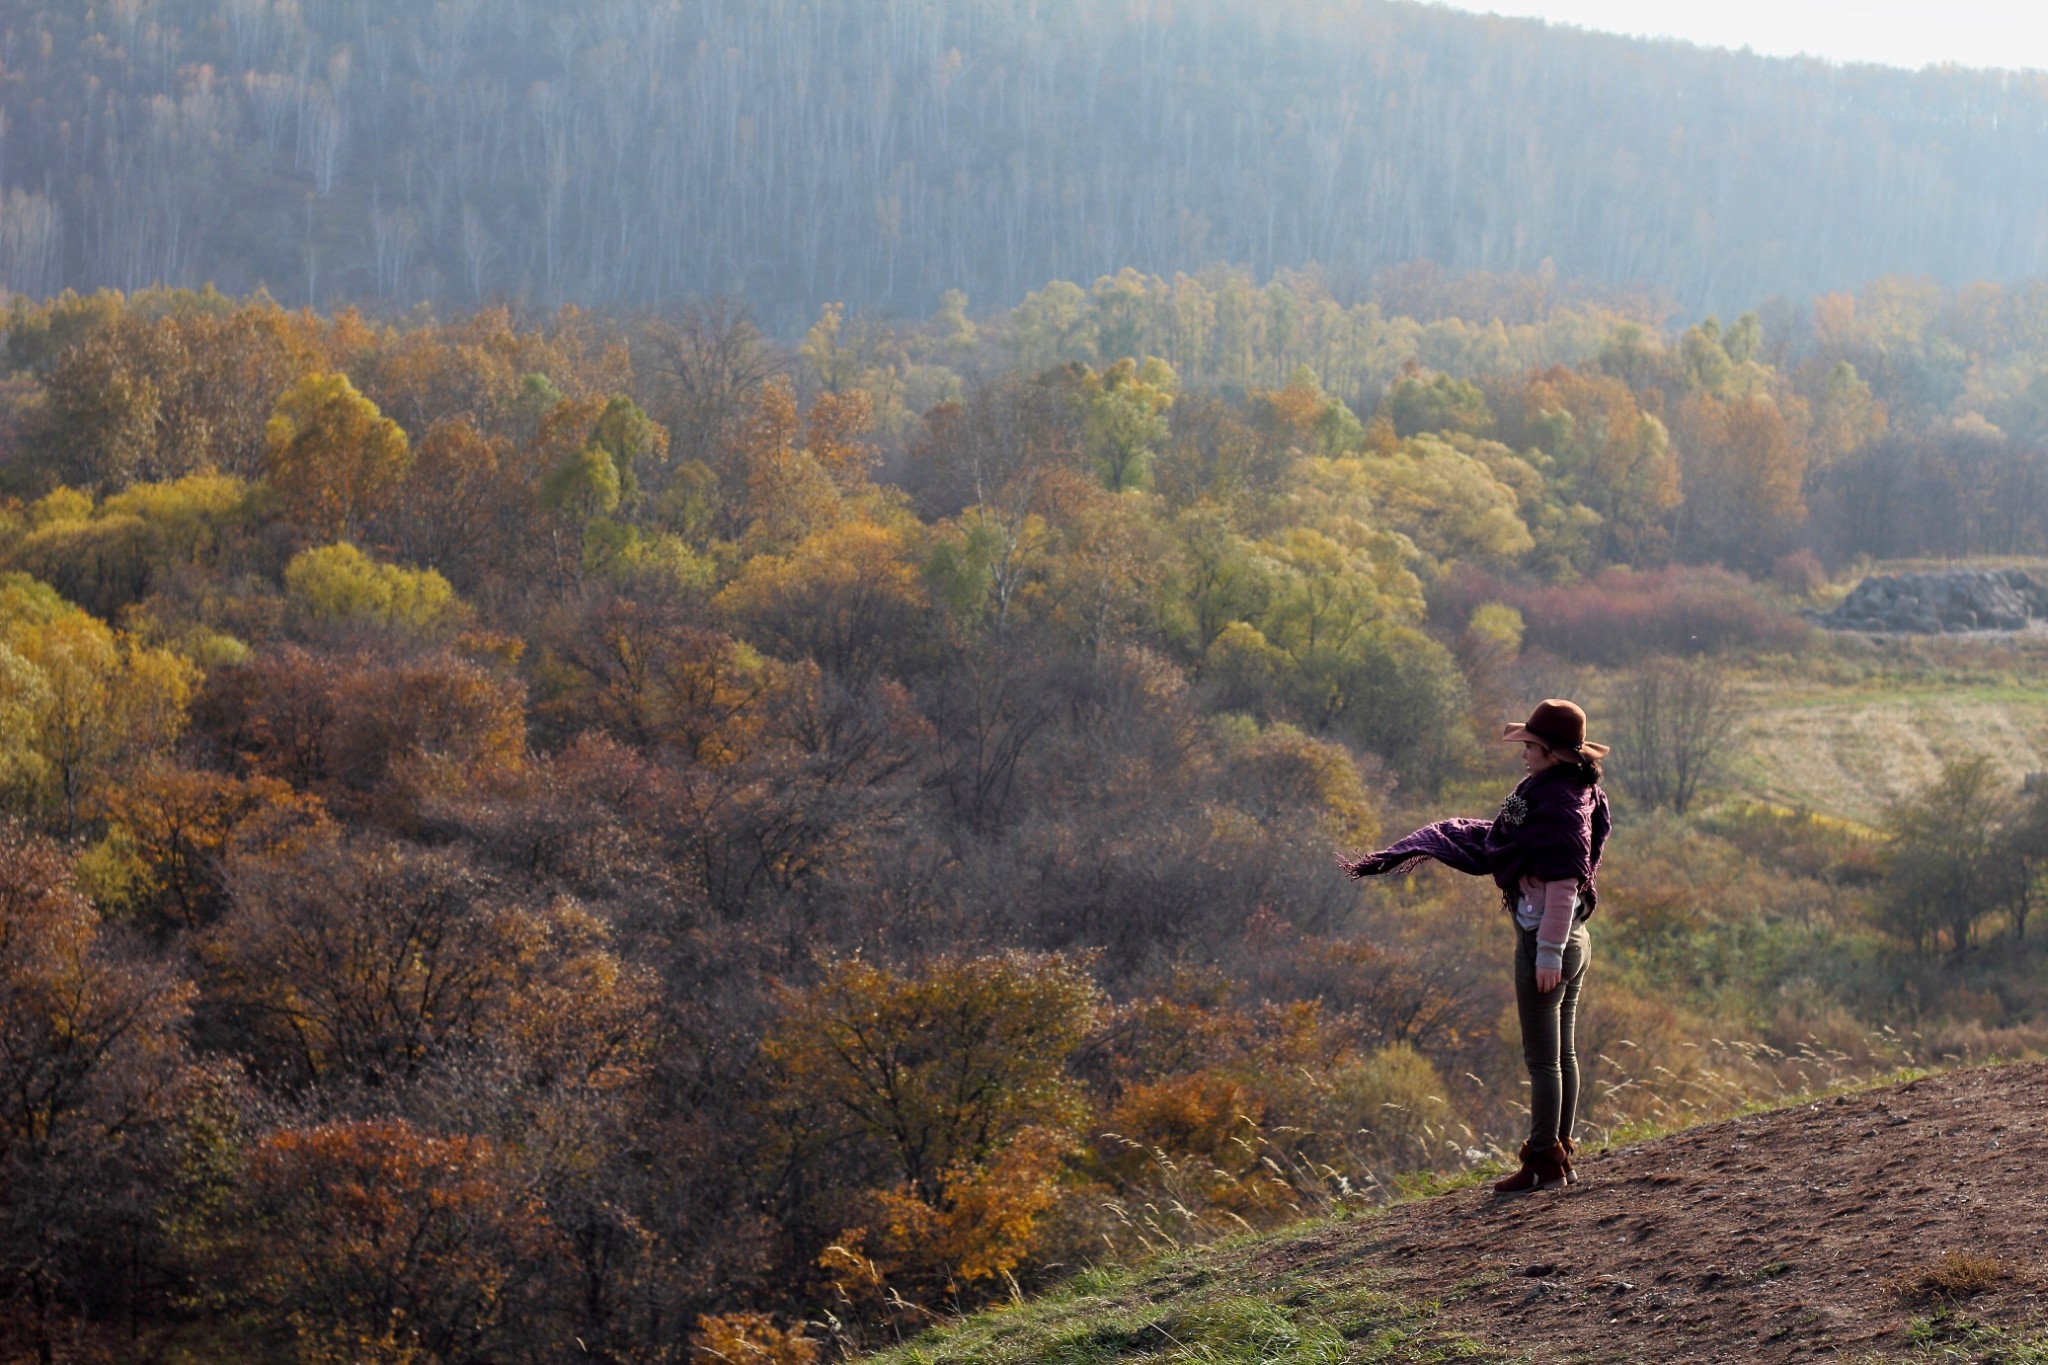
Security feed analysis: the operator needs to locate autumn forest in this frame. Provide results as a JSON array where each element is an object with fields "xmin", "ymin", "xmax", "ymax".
[{"xmin": 6, "ymin": 2, "xmax": 2048, "ymax": 1364}]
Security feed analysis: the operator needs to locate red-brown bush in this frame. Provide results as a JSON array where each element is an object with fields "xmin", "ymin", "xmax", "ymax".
[{"xmin": 1439, "ymin": 564, "xmax": 1808, "ymax": 664}]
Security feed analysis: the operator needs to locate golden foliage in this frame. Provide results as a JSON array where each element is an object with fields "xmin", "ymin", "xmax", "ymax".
[
  {"xmin": 284, "ymin": 543, "xmax": 466, "ymax": 635},
  {"xmin": 97, "ymin": 762, "xmax": 327, "ymax": 929},
  {"xmin": 715, "ymin": 517, "xmax": 928, "ymax": 682},
  {"xmin": 768, "ymin": 953, "xmax": 1101, "ymax": 1288},
  {"xmin": 264, "ymin": 372, "xmax": 413, "ymax": 539},
  {"xmin": 0, "ymin": 581, "xmax": 198, "ymax": 831},
  {"xmin": 692, "ymin": 1311, "xmax": 820, "ymax": 1365},
  {"xmin": 806, "ymin": 388, "xmax": 878, "ymax": 488},
  {"xmin": 868, "ymin": 1126, "xmax": 1076, "ymax": 1284}
]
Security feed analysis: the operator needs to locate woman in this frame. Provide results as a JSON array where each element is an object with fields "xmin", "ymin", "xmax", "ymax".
[{"xmin": 1340, "ymin": 699, "xmax": 1611, "ymax": 1193}]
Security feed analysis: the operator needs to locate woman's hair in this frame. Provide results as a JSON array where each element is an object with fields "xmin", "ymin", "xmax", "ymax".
[{"xmin": 1557, "ymin": 747, "xmax": 1603, "ymax": 786}]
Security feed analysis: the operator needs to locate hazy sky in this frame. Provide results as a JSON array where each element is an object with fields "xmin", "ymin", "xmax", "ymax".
[{"xmin": 1442, "ymin": 1, "xmax": 2048, "ymax": 73}]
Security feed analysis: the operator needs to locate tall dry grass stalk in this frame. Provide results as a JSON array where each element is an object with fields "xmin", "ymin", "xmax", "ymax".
[{"xmin": 1086, "ymin": 1025, "xmax": 2031, "ymax": 1265}]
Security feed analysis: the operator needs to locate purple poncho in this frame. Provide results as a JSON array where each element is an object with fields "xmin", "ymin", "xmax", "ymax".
[{"xmin": 1341, "ymin": 766, "xmax": 1611, "ymax": 915}]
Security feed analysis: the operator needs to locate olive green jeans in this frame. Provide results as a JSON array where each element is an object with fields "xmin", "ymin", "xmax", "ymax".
[{"xmin": 1513, "ymin": 923, "xmax": 1590, "ymax": 1156}]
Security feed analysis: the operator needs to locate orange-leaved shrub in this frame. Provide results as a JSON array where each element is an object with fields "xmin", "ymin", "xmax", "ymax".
[
  {"xmin": 224, "ymin": 1118, "xmax": 565, "ymax": 1363},
  {"xmin": 691, "ymin": 1311, "xmax": 820, "ymax": 1365}
]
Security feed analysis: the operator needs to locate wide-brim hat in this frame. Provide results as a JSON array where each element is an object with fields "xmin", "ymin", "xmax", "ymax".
[{"xmin": 1502, "ymin": 698, "xmax": 1609, "ymax": 760}]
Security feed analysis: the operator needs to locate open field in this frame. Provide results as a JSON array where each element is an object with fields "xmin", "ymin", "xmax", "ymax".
[
  {"xmin": 1731, "ymin": 681, "xmax": 2048, "ymax": 825},
  {"xmin": 1739, "ymin": 562, "xmax": 2048, "ymax": 823},
  {"xmin": 1637, "ymin": 622, "xmax": 2048, "ymax": 824}
]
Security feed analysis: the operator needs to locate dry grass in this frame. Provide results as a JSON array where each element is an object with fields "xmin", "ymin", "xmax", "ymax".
[
  {"xmin": 1886, "ymin": 1251, "xmax": 2024, "ymax": 1305},
  {"xmin": 1083, "ymin": 1028, "xmax": 1954, "ymax": 1268},
  {"xmin": 1729, "ymin": 683, "xmax": 2048, "ymax": 824}
]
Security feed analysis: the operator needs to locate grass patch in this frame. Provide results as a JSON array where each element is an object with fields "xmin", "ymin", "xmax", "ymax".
[
  {"xmin": 1896, "ymin": 1309, "xmax": 2048, "ymax": 1363},
  {"xmin": 1388, "ymin": 1165, "xmax": 1504, "ymax": 1202},
  {"xmin": 1888, "ymin": 1252, "xmax": 2024, "ymax": 1306},
  {"xmin": 862, "ymin": 1241, "xmax": 1514, "ymax": 1364}
]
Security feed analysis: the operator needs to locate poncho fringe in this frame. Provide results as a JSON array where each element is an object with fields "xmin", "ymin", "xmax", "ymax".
[{"xmin": 1340, "ymin": 768, "xmax": 1610, "ymax": 915}]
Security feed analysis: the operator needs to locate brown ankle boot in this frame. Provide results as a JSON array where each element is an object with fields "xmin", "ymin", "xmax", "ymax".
[
  {"xmin": 1558, "ymin": 1135, "xmax": 1579, "ymax": 1185},
  {"xmin": 1493, "ymin": 1140, "xmax": 1570, "ymax": 1194}
]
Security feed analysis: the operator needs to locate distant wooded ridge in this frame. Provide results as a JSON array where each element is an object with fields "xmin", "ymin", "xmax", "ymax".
[{"xmin": 2, "ymin": 0, "xmax": 2046, "ymax": 328}]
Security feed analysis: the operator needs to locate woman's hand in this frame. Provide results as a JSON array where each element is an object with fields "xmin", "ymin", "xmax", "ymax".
[{"xmin": 1536, "ymin": 965, "xmax": 1562, "ymax": 993}]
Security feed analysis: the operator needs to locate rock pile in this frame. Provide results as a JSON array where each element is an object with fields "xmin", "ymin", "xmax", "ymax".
[{"xmin": 1815, "ymin": 569, "xmax": 2047, "ymax": 633}]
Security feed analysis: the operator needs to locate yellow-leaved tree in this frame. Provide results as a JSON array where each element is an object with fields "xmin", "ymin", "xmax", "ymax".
[
  {"xmin": 715, "ymin": 516, "xmax": 930, "ymax": 685},
  {"xmin": 1348, "ymin": 436, "xmax": 1534, "ymax": 572},
  {"xmin": 0, "ymin": 574, "xmax": 198, "ymax": 833},
  {"xmin": 263, "ymin": 372, "xmax": 412, "ymax": 540},
  {"xmin": 283, "ymin": 543, "xmax": 466, "ymax": 636},
  {"xmin": 762, "ymin": 951, "xmax": 1101, "ymax": 1296},
  {"xmin": 1078, "ymin": 356, "xmax": 1177, "ymax": 492}
]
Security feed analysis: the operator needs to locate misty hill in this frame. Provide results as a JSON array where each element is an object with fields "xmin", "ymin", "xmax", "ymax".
[
  {"xmin": 868, "ymin": 1060, "xmax": 2048, "ymax": 1364},
  {"xmin": 3, "ymin": 0, "xmax": 2048, "ymax": 327}
]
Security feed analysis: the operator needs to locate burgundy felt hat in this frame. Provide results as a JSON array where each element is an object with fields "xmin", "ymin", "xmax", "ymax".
[{"xmin": 1502, "ymin": 698, "xmax": 1610, "ymax": 760}]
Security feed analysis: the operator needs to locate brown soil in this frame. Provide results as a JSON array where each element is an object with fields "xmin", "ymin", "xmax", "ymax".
[{"xmin": 1256, "ymin": 1061, "xmax": 2048, "ymax": 1362}]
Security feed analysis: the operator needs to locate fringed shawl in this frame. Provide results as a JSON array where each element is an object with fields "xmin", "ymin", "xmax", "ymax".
[{"xmin": 1341, "ymin": 767, "xmax": 1611, "ymax": 914}]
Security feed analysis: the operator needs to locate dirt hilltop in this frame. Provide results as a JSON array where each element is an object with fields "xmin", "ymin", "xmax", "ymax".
[
  {"xmin": 869, "ymin": 1061, "xmax": 2048, "ymax": 1363},
  {"xmin": 1259, "ymin": 1059, "xmax": 2048, "ymax": 1362}
]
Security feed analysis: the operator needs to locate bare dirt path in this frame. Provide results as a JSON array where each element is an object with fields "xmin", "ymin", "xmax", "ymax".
[{"xmin": 1255, "ymin": 1061, "xmax": 2048, "ymax": 1362}]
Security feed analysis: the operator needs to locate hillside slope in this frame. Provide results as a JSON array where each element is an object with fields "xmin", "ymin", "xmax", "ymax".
[
  {"xmin": 871, "ymin": 1062, "xmax": 2048, "ymax": 1363},
  {"xmin": 7, "ymin": 0, "xmax": 2048, "ymax": 319}
]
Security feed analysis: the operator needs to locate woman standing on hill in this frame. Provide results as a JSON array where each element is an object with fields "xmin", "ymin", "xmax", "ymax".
[{"xmin": 1341, "ymin": 700, "xmax": 1611, "ymax": 1193}]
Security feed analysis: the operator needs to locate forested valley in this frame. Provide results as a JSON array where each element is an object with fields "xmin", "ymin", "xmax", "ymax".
[
  {"xmin": 2, "ymin": 268, "xmax": 2048, "ymax": 1361},
  {"xmin": 4, "ymin": 0, "xmax": 2048, "ymax": 323},
  {"xmin": 7, "ymin": 1, "xmax": 2048, "ymax": 1360}
]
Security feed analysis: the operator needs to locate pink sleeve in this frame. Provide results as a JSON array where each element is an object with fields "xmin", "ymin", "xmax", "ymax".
[{"xmin": 1537, "ymin": 878, "xmax": 1577, "ymax": 948}]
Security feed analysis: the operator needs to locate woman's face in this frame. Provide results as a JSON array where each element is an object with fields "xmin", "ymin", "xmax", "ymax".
[{"xmin": 1521, "ymin": 740, "xmax": 1560, "ymax": 775}]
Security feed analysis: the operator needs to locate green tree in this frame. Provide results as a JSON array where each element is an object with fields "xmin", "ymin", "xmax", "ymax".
[
  {"xmin": 1594, "ymin": 322, "xmax": 1672, "ymax": 394},
  {"xmin": 1680, "ymin": 317, "xmax": 1737, "ymax": 394},
  {"xmin": 1876, "ymin": 756, "xmax": 2021, "ymax": 959},
  {"xmin": 1079, "ymin": 356, "xmax": 1177, "ymax": 492},
  {"xmin": 1330, "ymin": 621, "xmax": 1474, "ymax": 790},
  {"xmin": 1255, "ymin": 528, "xmax": 1404, "ymax": 725},
  {"xmin": 588, "ymin": 395, "xmax": 669, "ymax": 508},
  {"xmin": 1008, "ymin": 280, "xmax": 1097, "ymax": 371},
  {"xmin": 539, "ymin": 445, "xmax": 623, "ymax": 527},
  {"xmin": 1383, "ymin": 370, "xmax": 1493, "ymax": 438},
  {"xmin": 1809, "ymin": 359, "xmax": 1888, "ymax": 466},
  {"xmin": 1167, "ymin": 504, "xmax": 1276, "ymax": 655}
]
